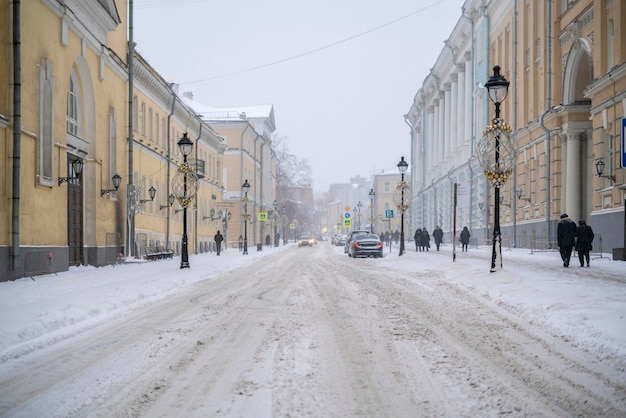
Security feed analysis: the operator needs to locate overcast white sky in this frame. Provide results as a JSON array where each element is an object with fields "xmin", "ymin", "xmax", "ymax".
[{"xmin": 133, "ymin": 0, "xmax": 466, "ymax": 192}]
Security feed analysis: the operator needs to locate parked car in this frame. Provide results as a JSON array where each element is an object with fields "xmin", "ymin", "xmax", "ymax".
[
  {"xmin": 344, "ymin": 230, "xmax": 371, "ymax": 254},
  {"xmin": 298, "ymin": 235, "xmax": 316, "ymax": 247},
  {"xmin": 349, "ymin": 233, "xmax": 383, "ymax": 258},
  {"xmin": 334, "ymin": 234, "xmax": 347, "ymax": 246}
]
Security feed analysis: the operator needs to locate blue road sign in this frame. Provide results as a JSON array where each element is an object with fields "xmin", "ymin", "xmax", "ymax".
[{"xmin": 386, "ymin": 210, "xmax": 394, "ymax": 218}]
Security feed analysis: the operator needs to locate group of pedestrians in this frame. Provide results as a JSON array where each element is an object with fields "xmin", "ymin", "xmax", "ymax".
[
  {"xmin": 411, "ymin": 226, "xmax": 445, "ymax": 252},
  {"xmin": 557, "ymin": 213, "xmax": 595, "ymax": 267},
  {"xmin": 379, "ymin": 230, "xmax": 401, "ymax": 246}
]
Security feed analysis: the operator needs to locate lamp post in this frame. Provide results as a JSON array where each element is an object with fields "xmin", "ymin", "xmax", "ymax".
[
  {"xmin": 397, "ymin": 156, "xmax": 409, "ymax": 256},
  {"xmin": 368, "ymin": 188, "xmax": 375, "ymax": 233},
  {"xmin": 273, "ymin": 200, "xmax": 279, "ymax": 246},
  {"xmin": 477, "ymin": 65, "xmax": 513, "ymax": 272},
  {"xmin": 177, "ymin": 133, "xmax": 194, "ymax": 268},
  {"xmin": 242, "ymin": 179, "xmax": 250, "ymax": 255},
  {"xmin": 282, "ymin": 206, "xmax": 286, "ymax": 245}
]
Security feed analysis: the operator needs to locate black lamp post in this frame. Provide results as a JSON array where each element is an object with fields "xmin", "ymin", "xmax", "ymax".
[
  {"xmin": 484, "ymin": 65, "xmax": 510, "ymax": 272},
  {"xmin": 273, "ymin": 199, "xmax": 278, "ymax": 246},
  {"xmin": 397, "ymin": 156, "xmax": 409, "ymax": 256},
  {"xmin": 282, "ymin": 206, "xmax": 286, "ymax": 245},
  {"xmin": 368, "ymin": 188, "xmax": 375, "ymax": 233},
  {"xmin": 242, "ymin": 179, "xmax": 250, "ymax": 255},
  {"xmin": 178, "ymin": 133, "xmax": 193, "ymax": 269}
]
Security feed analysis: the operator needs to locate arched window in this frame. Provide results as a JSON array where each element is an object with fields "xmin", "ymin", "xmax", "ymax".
[{"xmin": 66, "ymin": 71, "xmax": 82, "ymax": 137}]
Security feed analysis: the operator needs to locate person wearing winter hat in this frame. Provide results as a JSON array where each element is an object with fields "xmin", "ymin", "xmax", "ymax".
[
  {"xmin": 576, "ymin": 220, "xmax": 595, "ymax": 267},
  {"xmin": 557, "ymin": 213, "xmax": 577, "ymax": 267}
]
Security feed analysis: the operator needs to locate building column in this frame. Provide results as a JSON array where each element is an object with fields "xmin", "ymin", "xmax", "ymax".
[
  {"xmin": 438, "ymin": 93, "xmax": 446, "ymax": 162},
  {"xmin": 464, "ymin": 55, "xmax": 473, "ymax": 146},
  {"xmin": 456, "ymin": 65, "xmax": 466, "ymax": 151},
  {"xmin": 564, "ymin": 131, "xmax": 582, "ymax": 222},
  {"xmin": 444, "ymin": 83, "xmax": 452, "ymax": 159}
]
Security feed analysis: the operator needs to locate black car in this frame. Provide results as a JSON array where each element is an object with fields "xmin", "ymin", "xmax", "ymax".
[
  {"xmin": 344, "ymin": 230, "xmax": 370, "ymax": 254},
  {"xmin": 349, "ymin": 233, "xmax": 383, "ymax": 258}
]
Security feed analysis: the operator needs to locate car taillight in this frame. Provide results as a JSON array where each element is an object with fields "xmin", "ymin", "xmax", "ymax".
[
  {"xmin": 377, "ymin": 242, "xmax": 382, "ymax": 248},
  {"xmin": 354, "ymin": 242, "xmax": 361, "ymax": 247}
]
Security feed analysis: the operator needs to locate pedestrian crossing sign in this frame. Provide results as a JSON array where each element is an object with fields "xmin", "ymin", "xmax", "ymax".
[{"xmin": 344, "ymin": 218, "xmax": 352, "ymax": 227}]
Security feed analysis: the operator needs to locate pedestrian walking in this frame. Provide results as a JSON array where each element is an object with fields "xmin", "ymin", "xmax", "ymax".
[
  {"xmin": 265, "ymin": 234, "xmax": 271, "ymax": 247},
  {"xmin": 460, "ymin": 226, "xmax": 470, "ymax": 252},
  {"xmin": 413, "ymin": 229, "xmax": 422, "ymax": 251},
  {"xmin": 214, "ymin": 230, "xmax": 224, "ymax": 255},
  {"xmin": 557, "ymin": 213, "xmax": 577, "ymax": 267},
  {"xmin": 576, "ymin": 219, "xmax": 595, "ymax": 267},
  {"xmin": 421, "ymin": 227, "xmax": 430, "ymax": 251},
  {"xmin": 433, "ymin": 226, "xmax": 443, "ymax": 251},
  {"xmin": 238, "ymin": 235, "xmax": 243, "ymax": 251}
]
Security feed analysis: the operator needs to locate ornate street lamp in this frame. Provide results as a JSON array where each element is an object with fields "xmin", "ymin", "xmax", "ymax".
[
  {"xmin": 595, "ymin": 159, "xmax": 615, "ymax": 182},
  {"xmin": 172, "ymin": 133, "xmax": 198, "ymax": 268},
  {"xmin": 477, "ymin": 66, "xmax": 515, "ymax": 272},
  {"xmin": 139, "ymin": 186, "xmax": 156, "ymax": 204},
  {"xmin": 368, "ymin": 188, "xmax": 375, "ymax": 233},
  {"xmin": 273, "ymin": 199, "xmax": 279, "ymax": 246},
  {"xmin": 242, "ymin": 179, "xmax": 251, "ymax": 255},
  {"xmin": 394, "ymin": 156, "xmax": 409, "ymax": 256},
  {"xmin": 282, "ymin": 206, "xmax": 286, "ymax": 245},
  {"xmin": 58, "ymin": 158, "xmax": 84, "ymax": 186},
  {"xmin": 101, "ymin": 173, "xmax": 122, "ymax": 196}
]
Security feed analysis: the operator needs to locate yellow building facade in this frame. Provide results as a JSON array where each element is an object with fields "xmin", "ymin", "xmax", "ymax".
[
  {"xmin": 406, "ymin": 0, "xmax": 625, "ymax": 256},
  {"xmin": 0, "ymin": 1, "xmax": 228, "ymax": 279}
]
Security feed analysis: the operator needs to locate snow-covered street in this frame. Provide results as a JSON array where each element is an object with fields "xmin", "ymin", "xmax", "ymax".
[{"xmin": 1, "ymin": 242, "xmax": 625, "ymax": 417}]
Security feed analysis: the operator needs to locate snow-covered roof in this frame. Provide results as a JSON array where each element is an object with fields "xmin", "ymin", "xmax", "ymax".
[{"xmin": 181, "ymin": 95, "xmax": 275, "ymax": 130}]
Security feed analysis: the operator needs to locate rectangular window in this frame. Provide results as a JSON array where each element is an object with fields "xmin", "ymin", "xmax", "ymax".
[
  {"xmin": 38, "ymin": 58, "xmax": 54, "ymax": 186},
  {"xmin": 141, "ymin": 102, "xmax": 146, "ymax": 136},
  {"xmin": 607, "ymin": 19, "xmax": 614, "ymax": 69},
  {"xmin": 67, "ymin": 77, "xmax": 79, "ymax": 135},
  {"xmin": 148, "ymin": 108, "xmax": 153, "ymax": 141},
  {"xmin": 384, "ymin": 182, "xmax": 390, "ymax": 192}
]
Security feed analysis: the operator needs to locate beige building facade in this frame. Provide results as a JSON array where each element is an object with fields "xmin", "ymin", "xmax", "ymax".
[
  {"xmin": 405, "ymin": 0, "xmax": 625, "ymax": 256},
  {"xmin": 0, "ymin": 1, "xmax": 273, "ymax": 280}
]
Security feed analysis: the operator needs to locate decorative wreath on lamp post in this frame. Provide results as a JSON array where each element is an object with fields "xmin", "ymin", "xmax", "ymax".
[
  {"xmin": 171, "ymin": 162, "xmax": 199, "ymax": 207},
  {"xmin": 392, "ymin": 180, "xmax": 410, "ymax": 213},
  {"xmin": 476, "ymin": 117, "xmax": 517, "ymax": 188}
]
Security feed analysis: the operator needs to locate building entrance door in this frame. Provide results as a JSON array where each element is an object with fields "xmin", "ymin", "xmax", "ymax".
[{"xmin": 66, "ymin": 156, "xmax": 84, "ymax": 266}]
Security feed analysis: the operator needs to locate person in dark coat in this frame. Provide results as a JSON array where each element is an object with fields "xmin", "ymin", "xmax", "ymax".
[
  {"xmin": 214, "ymin": 230, "xmax": 224, "ymax": 255},
  {"xmin": 420, "ymin": 228, "xmax": 430, "ymax": 251},
  {"xmin": 265, "ymin": 234, "xmax": 271, "ymax": 246},
  {"xmin": 413, "ymin": 229, "xmax": 422, "ymax": 251},
  {"xmin": 575, "ymin": 220, "xmax": 595, "ymax": 267},
  {"xmin": 460, "ymin": 226, "xmax": 470, "ymax": 252},
  {"xmin": 433, "ymin": 226, "xmax": 443, "ymax": 251},
  {"xmin": 557, "ymin": 213, "xmax": 577, "ymax": 267}
]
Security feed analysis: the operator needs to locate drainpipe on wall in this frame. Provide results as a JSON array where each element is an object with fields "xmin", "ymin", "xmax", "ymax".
[
  {"xmin": 11, "ymin": 0, "xmax": 21, "ymax": 272},
  {"xmin": 166, "ymin": 88, "xmax": 176, "ymax": 250},
  {"xmin": 540, "ymin": 0, "xmax": 554, "ymax": 246},
  {"xmin": 127, "ymin": 0, "xmax": 135, "ymax": 258},
  {"xmin": 194, "ymin": 120, "xmax": 202, "ymax": 254}
]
